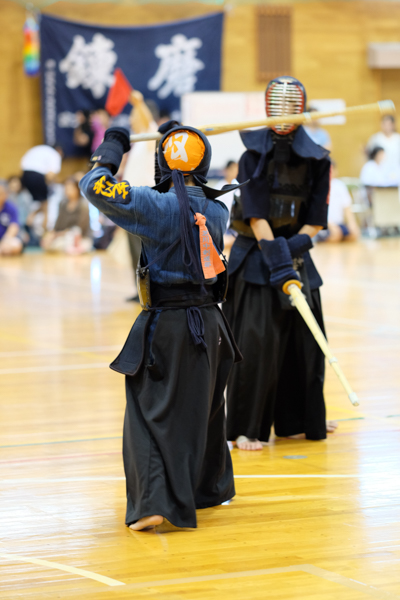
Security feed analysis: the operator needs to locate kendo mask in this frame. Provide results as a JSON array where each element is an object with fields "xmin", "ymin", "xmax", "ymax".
[{"xmin": 265, "ymin": 76, "xmax": 306, "ymax": 135}]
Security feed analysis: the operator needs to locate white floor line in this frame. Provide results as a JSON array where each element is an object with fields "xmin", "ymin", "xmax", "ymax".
[
  {"xmin": 1, "ymin": 268, "xmax": 131, "ymax": 295},
  {"xmin": 2, "ymin": 343, "xmax": 399, "ymax": 360},
  {"xmin": 333, "ymin": 345, "xmax": 400, "ymax": 354},
  {"xmin": 1, "ymin": 556, "xmax": 396, "ymax": 597},
  {"xmin": 0, "ymin": 553, "xmax": 125, "ymax": 587},
  {"xmin": 0, "ymin": 346, "xmax": 121, "ymax": 358},
  {"xmin": 234, "ymin": 474, "xmax": 360, "ymax": 478},
  {"xmin": 324, "ymin": 314, "xmax": 400, "ymax": 334},
  {"xmin": 303, "ymin": 564, "xmax": 399, "ymax": 599},
  {"xmin": 114, "ymin": 563, "xmax": 399, "ymax": 598},
  {"xmin": 0, "ymin": 474, "xmax": 375, "ymax": 484},
  {"xmin": 0, "ymin": 363, "xmax": 109, "ymax": 375}
]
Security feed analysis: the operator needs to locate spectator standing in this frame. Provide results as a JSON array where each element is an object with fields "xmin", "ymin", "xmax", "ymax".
[
  {"xmin": 304, "ymin": 108, "xmax": 332, "ymax": 151},
  {"xmin": 216, "ymin": 160, "xmax": 239, "ymax": 218},
  {"xmin": 121, "ymin": 90, "xmax": 160, "ymax": 301},
  {"xmin": 73, "ymin": 110, "xmax": 94, "ymax": 158},
  {"xmin": 216, "ymin": 160, "xmax": 239, "ymax": 252},
  {"xmin": 366, "ymin": 115, "xmax": 400, "ymax": 169},
  {"xmin": 20, "ymin": 144, "xmax": 63, "ymax": 231},
  {"xmin": 91, "ymin": 109, "xmax": 110, "ymax": 152},
  {"xmin": 21, "ymin": 144, "xmax": 62, "ymax": 200},
  {"xmin": 0, "ymin": 180, "xmax": 23, "ymax": 256}
]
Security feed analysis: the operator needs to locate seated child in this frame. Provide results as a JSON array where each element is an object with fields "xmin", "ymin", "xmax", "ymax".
[
  {"xmin": 41, "ymin": 176, "xmax": 92, "ymax": 254},
  {"xmin": 318, "ymin": 162, "xmax": 360, "ymax": 242},
  {"xmin": 0, "ymin": 180, "xmax": 23, "ymax": 256}
]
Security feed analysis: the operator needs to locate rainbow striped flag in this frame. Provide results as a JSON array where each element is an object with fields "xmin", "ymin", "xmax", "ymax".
[{"xmin": 24, "ymin": 15, "xmax": 40, "ymax": 77}]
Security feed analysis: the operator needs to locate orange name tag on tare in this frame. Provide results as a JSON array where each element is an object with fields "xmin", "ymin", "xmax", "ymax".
[{"xmin": 194, "ymin": 213, "xmax": 226, "ymax": 280}]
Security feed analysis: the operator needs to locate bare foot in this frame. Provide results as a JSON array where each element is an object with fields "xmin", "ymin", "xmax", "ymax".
[
  {"xmin": 129, "ymin": 515, "xmax": 163, "ymax": 531},
  {"xmin": 326, "ymin": 420, "xmax": 338, "ymax": 433},
  {"xmin": 284, "ymin": 420, "xmax": 339, "ymax": 439},
  {"xmin": 236, "ymin": 436, "xmax": 263, "ymax": 450}
]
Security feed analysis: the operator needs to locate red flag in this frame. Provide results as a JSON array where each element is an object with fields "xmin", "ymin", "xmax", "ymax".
[{"xmin": 105, "ymin": 68, "xmax": 133, "ymax": 116}]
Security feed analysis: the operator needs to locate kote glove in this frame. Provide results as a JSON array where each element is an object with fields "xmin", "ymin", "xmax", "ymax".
[
  {"xmin": 91, "ymin": 127, "xmax": 131, "ymax": 175},
  {"xmin": 158, "ymin": 120, "xmax": 181, "ymax": 134},
  {"xmin": 287, "ymin": 233, "xmax": 313, "ymax": 258},
  {"xmin": 259, "ymin": 237, "xmax": 300, "ymax": 290}
]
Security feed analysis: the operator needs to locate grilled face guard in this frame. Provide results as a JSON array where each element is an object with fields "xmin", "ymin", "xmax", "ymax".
[{"xmin": 265, "ymin": 77, "xmax": 306, "ymax": 135}]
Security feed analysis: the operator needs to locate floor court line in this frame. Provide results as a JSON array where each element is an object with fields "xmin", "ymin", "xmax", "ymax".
[
  {"xmin": 2, "ymin": 412, "xmax": 397, "ymax": 447},
  {"xmin": 0, "ymin": 557, "xmax": 395, "ymax": 597},
  {"xmin": 0, "ymin": 451, "xmax": 121, "ymax": 465},
  {"xmin": 1, "ymin": 268, "xmax": 131, "ymax": 294},
  {"xmin": 0, "ymin": 474, "xmax": 383, "ymax": 484},
  {"xmin": 0, "ymin": 345, "xmax": 121, "ymax": 358},
  {"xmin": 0, "ymin": 362, "xmax": 109, "ymax": 375},
  {"xmin": 327, "ymin": 404, "xmax": 400, "ymax": 425},
  {"xmin": 106, "ymin": 564, "xmax": 398, "ymax": 598},
  {"xmin": 2, "ymin": 342, "xmax": 397, "ymax": 359},
  {"xmin": 324, "ymin": 313, "xmax": 400, "ymax": 331},
  {"xmin": 0, "ymin": 553, "xmax": 125, "ymax": 587},
  {"xmin": 0, "ymin": 436, "xmax": 122, "ymax": 449}
]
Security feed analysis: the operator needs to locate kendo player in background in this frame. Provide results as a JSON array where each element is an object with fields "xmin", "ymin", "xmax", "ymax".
[
  {"xmin": 224, "ymin": 76, "xmax": 337, "ymax": 451},
  {"xmin": 80, "ymin": 123, "xmax": 243, "ymax": 530}
]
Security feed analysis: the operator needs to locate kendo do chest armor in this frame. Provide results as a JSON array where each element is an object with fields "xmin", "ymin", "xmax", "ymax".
[{"xmin": 231, "ymin": 151, "xmax": 311, "ymax": 239}]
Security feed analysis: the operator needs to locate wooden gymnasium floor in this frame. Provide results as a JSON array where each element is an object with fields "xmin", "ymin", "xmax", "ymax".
[{"xmin": 1, "ymin": 238, "xmax": 400, "ymax": 600}]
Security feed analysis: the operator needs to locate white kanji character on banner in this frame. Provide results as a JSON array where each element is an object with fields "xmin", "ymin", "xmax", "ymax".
[
  {"xmin": 148, "ymin": 34, "xmax": 205, "ymax": 99},
  {"xmin": 59, "ymin": 33, "xmax": 117, "ymax": 99}
]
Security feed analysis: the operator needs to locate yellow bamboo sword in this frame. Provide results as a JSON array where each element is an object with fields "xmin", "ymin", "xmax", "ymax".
[
  {"xmin": 129, "ymin": 100, "xmax": 395, "ymax": 143},
  {"xmin": 282, "ymin": 280, "xmax": 359, "ymax": 407}
]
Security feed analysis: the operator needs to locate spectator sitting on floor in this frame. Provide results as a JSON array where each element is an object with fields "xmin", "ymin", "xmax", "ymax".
[
  {"xmin": 0, "ymin": 180, "xmax": 23, "ymax": 256},
  {"xmin": 7, "ymin": 175, "xmax": 33, "ymax": 244},
  {"xmin": 360, "ymin": 147, "xmax": 400, "ymax": 187},
  {"xmin": 317, "ymin": 162, "xmax": 360, "ymax": 243},
  {"xmin": 366, "ymin": 115, "xmax": 400, "ymax": 169},
  {"xmin": 41, "ymin": 176, "xmax": 92, "ymax": 255}
]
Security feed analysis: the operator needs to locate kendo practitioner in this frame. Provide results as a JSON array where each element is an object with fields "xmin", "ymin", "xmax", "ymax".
[
  {"xmin": 80, "ymin": 123, "xmax": 243, "ymax": 530},
  {"xmin": 224, "ymin": 76, "xmax": 336, "ymax": 451}
]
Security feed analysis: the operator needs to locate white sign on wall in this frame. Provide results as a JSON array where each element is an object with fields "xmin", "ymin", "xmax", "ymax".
[
  {"xmin": 307, "ymin": 99, "xmax": 346, "ymax": 125},
  {"xmin": 181, "ymin": 92, "xmax": 346, "ymax": 170}
]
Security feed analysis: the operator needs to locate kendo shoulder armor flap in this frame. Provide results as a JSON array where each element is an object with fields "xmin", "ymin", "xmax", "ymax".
[{"xmin": 240, "ymin": 127, "xmax": 330, "ymax": 161}]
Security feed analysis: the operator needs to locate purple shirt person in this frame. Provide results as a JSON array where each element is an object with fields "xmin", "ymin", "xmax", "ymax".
[{"xmin": 0, "ymin": 180, "xmax": 23, "ymax": 255}]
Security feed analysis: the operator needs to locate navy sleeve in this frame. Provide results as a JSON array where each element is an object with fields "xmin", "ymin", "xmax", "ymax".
[
  {"xmin": 304, "ymin": 157, "xmax": 331, "ymax": 228},
  {"xmin": 79, "ymin": 166, "xmax": 167, "ymax": 239},
  {"xmin": 238, "ymin": 151, "xmax": 269, "ymax": 223}
]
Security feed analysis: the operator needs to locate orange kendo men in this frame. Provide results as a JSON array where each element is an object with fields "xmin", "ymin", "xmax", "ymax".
[{"xmin": 80, "ymin": 124, "xmax": 244, "ymax": 530}]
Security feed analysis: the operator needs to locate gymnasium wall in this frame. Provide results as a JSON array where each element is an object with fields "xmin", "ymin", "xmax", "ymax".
[{"xmin": 2, "ymin": 0, "xmax": 400, "ymax": 179}]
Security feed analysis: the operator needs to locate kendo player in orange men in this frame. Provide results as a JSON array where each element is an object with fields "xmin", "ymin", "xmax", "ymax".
[
  {"xmin": 224, "ymin": 76, "xmax": 337, "ymax": 451},
  {"xmin": 80, "ymin": 123, "xmax": 244, "ymax": 530}
]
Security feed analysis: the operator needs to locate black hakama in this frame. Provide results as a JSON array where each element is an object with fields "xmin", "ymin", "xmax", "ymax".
[
  {"xmin": 113, "ymin": 305, "xmax": 237, "ymax": 529},
  {"xmin": 224, "ymin": 264, "xmax": 327, "ymax": 443}
]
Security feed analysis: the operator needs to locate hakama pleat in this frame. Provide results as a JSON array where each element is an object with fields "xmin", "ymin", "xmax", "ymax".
[
  {"xmin": 123, "ymin": 306, "xmax": 236, "ymax": 529},
  {"xmin": 223, "ymin": 265, "xmax": 326, "ymax": 443}
]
